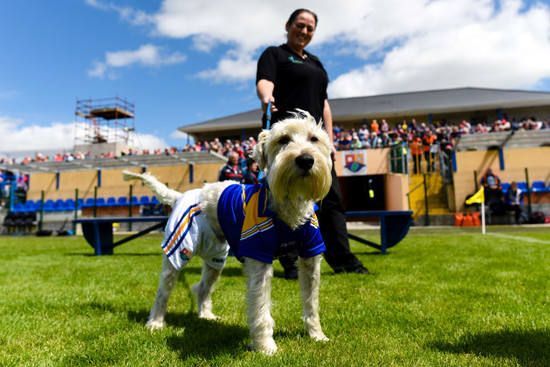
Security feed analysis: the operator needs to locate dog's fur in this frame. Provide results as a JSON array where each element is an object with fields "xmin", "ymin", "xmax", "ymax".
[{"xmin": 122, "ymin": 111, "xmax": 332, "ymax": 354}]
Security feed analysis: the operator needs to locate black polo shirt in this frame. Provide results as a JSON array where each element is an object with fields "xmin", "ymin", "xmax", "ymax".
[{"xmin": 256, "ymin": 44, "xmax": 329, "ymax": 127}]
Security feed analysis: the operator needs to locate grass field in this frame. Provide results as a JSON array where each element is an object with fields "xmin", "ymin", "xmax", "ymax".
[{"xmin": 1, "ymin": 226, "xmax": 549, "ymax": 366}]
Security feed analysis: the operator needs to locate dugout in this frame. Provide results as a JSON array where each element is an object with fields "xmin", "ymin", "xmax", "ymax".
[
  {"xmin": 334, "ymin": 148, "xmax": 409, "ymax": 213},
  {"xmin": 452, "ymin": 131, "xmax": 550, "ymax": 213}
]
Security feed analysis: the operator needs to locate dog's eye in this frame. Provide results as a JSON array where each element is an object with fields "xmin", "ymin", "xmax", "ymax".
[
  {"xmin": 310, "ymin": 136, "xmax": 319, "ymax": 143},
  {"xmin": 278, "ymin": 136, "xmax": 291, "ymax": 145}
]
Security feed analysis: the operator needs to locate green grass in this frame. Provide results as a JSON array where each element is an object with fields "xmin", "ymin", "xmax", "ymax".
[{"xmin": 1, "ymin": 226, "xmax": 549, "ymax": 366}]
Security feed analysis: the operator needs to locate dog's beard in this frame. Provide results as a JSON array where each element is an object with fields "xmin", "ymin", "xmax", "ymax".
[{"xmin": 268, "ymin": 149, "xmax": 332, "ymax": 204}]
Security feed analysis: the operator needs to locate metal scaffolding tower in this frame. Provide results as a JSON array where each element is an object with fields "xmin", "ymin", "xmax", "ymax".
[{"xmin": 74, "ymin": 96, "xmax": 135, "ymax": 148}]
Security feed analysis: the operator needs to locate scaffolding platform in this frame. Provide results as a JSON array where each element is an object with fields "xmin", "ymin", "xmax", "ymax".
[{"xmin": 74, "ymin": 96, "xmax": 136, "ymax": 153}]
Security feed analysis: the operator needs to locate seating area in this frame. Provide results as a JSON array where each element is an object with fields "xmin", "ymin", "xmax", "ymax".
[
  {"xmin": 501, "ymin": 180, "xmax": 550, "ymax": 195},
  {"xmin": 2, "ymin": 211, "xmax": 37, "ymax": 233},
  {"xmin": 11, "ymin": 195, "xmax": 160, "ymax": 213}
]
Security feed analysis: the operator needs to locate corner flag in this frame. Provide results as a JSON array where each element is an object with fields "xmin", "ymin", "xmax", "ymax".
[{"xmin": 465, "ymin": 187, "xmax": 485, "ymax": 205}]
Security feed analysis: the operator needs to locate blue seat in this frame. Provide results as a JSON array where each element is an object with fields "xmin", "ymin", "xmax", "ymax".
[
  {"xmin": 54, "ymin": 199, "xmax": 66, "ymax": 211},
  {"xmin": 33, "ymin": 200, "xmax": 43, "ymax": 211},
  {"xmin": 44, "ymin": 200, "xmax": 56, "ymax": 212},
  {"xmin": 130, "ymin": 196, "xmax": 139, "ymax": 205},
  {"xmin": 106, "ymin": 197, "xmax": 117, "ymax": 206},
  {"xmin": 82, "ymin": 198, "xmax": 96, "ymax": 208},
  {"xmin": 65, "ymin": 199, "xmax": 76, "ymax": 210},
  {"xmin": 77, "ymin": 198, "xmax": 84, "ymax": 210},
  {"xmin": 139, "ymin": 195, "xmax": 150, "ymax": 205},
  {"xmin": 23, "ymin": 201, "xmax": 35, "ymax": 212},
  {"xmin": 12, "ymin": 203, "xmax": 25, "ymax": 212},
  {"xmin": 96, "ymin": 197, "xmax": 106, "ymax": 207},
  {"xmin": 501, "ymin": 182, "xmax": 510, "ymax": 195},
  {"xmin": 117, "ymin": 197, "xmax": 128, "ymax": 206},
  {"xmin": 517, "ymin": 181, "xmax": 528, "ymax": 192},
  {"xmin": 151, "ymin": 196, "xmax": 159, "ymax": 204},
  {"xmin": 531, "ymin": 181, "xmax": 548, "ymax": 193}
]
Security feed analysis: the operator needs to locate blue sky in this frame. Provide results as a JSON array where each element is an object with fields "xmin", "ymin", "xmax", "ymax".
[{"xmin": 1, "ymin": 0, "xmax": 550, "ymax": 159}]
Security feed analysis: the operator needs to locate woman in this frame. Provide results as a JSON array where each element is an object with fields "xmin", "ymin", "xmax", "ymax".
[{"xmin": 256, "ymin": 9, "xmax": 369, "ymax": 278}]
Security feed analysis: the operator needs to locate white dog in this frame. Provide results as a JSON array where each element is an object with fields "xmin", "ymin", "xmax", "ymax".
[{"xmin": 122, "ymin": 110, "xmax": 332, "ymax": 354}]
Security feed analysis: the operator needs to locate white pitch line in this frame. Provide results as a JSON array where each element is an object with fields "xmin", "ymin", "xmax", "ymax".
[{"xmin": 487, "ymin": 232, "xmax": 550, "ymax": 244}]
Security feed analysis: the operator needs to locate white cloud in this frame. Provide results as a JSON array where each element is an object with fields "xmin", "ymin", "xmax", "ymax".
[
  {"xmin": 197, "ymin": 49, "xmax": 257, "ymax": 83},
  {"xmin": 0, "ymin": 116, "xmax": 169, "ymax": 159},
  {"xmin": 328, "ymin": 0, "xmax": 550, "ymax": 97},
  {"xmin": 86, "ymin": 0, "xmax": 153, "ymax": 26},
  {"xmin": 88, "ymin": 44, "xmax": 186, "ymax": 79},
  {"xmin": 89, "ymin": 0, "xmax": 550, "ymax": 95},
  {"xmin": 0, "ymin": 116, "xmax": 74, "ymax": 158}
]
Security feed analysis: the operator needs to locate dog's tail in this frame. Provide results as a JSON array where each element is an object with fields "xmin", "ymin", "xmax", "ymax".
[{"xmin": 122, "ymin": 170, "xmax": 181, "ymax": 206}]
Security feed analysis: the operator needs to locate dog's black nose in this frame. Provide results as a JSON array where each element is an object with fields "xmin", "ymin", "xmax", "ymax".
[{"xmin": 296, "ymin": 154, "xmax": 314, "ymax": 171}]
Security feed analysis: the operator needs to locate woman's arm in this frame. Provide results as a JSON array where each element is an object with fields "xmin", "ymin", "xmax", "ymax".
[
  {"xmin": 323, "ymin": 99, "xmax": 338, "ymax": 160},
  {"xmin": 256, "ymin": 79, "xmax": 278, "ymax": 113}
]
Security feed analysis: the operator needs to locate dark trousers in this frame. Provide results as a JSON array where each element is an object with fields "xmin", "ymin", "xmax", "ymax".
[{"xmin": 279, "ymin": 166, "xmax": 364, "ymax": 272}]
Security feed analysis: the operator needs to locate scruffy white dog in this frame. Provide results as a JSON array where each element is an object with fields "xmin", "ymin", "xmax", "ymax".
[{"xmin": 122, "ymin": 110, "xmax": 332, "ymax": 354}]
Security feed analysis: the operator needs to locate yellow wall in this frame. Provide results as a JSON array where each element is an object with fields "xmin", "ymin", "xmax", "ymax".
[
  {"xmin": 384, "ymin": 173, "xmax": 409, "ymax": 211},
  {"xmin": 27, "ymin": 163, "xmax": 222, "ymax": 201},
  {"xmin": 453, "ymin": 147, "xmax": 550, "ymax": 211},
  {"xmin": 26, "ymin": 150, "xmax": 409, "ymax": 212}
]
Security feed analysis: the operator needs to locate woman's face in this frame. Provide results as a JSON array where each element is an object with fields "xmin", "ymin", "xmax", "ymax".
[{"xmin": 286, "ymin": 11, "xmax": 316, "ymax": 52}]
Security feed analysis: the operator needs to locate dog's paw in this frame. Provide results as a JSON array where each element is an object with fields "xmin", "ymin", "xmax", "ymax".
[
  {"xmin": 312, "ymin": 334, "xmax": 330, "ymax": 342},
  {"xmin": 198, "ymin": 311, "xmax": 218, "ymax": 320},
  {"xmin": 250, "ymin": 339, "xmax": 278, "ymax": 355},
  {"xmin": 146, "ymin": 319, "xmax": 166, "ymax": 331}
]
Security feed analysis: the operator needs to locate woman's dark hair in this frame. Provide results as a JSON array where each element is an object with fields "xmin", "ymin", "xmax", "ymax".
[{"xmin": 287, "ymin": 9, "xmax": 318, "ymax": 27}]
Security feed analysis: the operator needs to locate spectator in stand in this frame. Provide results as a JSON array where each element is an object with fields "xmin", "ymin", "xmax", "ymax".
[
  {"xmin": 351, "ymin": 133, "xmax": 363, "ymax": 149},
  {"xmin": 333, "ymin": 124, "xmax": 341, "ymax": 139},
  {"xmin": 337, "ymin": 131, "xmax": 352, "ymax": 150},
  {"xmin": 480, "ymin": 167, "xmax": 502, "ymax": 203},
  {"xmin": 422, "ymin": 129, "xmax": 437, "ymax": 173},
  {"xmin": 358, "ymin": 123, "xmax": 370, "ymax": 141},
  {"xmin": 505, "ymin": 181, "xmax": 524, "ymax": 224},
  {"xmin": 410, "ymin": 134, "xmax": 423, "ymax": 174},
  {"xmin": 233, "ymin": 142, "xmax": 245, "ymax": 161},
  {"xmin": 369, "ymin": 131, "xmax": 382, "ymax": 148},
  {"xmin": 380, "ymin": 119, "xmax": 389, "ymax": 134},
  {"xmin": 218, "ymin": 151, "xmax": 244, "ymax": 182},
  {"xmin": 243, "ymin": 157, "xmax": 260, "ymax": 185},
  {"xmin": 371, "ymin": 119, "xmax": 380, "ymax": 134},
  {"xmin": 380, "ymin": 132, "xmax": 391, "ymax": 147}
]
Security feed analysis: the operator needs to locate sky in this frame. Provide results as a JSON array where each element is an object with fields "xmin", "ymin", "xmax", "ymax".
[{"xmin": 1, "ymin": 0, "xmax": 550, "ymax": 160}]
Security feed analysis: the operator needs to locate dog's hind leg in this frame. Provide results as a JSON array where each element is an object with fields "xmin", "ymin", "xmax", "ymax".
[
  {"xmin": 147, "ymin": 256, "xmax": 180, "ymax": 330},
  {"xmin": 243, "ymin": 258, "xmax": 277, "ymax": 354},
  {"xmin": 191, "ymin": 262, "xmax": 222, "ymax": 320},
  {"xmin": 298, "ymin": 255, "xmax": 329, "ymax": 341}
]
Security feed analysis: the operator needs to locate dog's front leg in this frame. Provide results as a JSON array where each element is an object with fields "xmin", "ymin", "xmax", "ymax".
[
  {"xmin": 243, "ymin": 258, "xmax": 277, "ymax": 354},
  {"xmin": 191, "ymin": 262, "xmax": 222, "ymax": 319},
  {"xmin": 298, "ymin": 255, "xmax": 329, "ymax": 342},
  {"xmin": 147, "ymin": 256, "xmax": 180, "ymax": 330}
]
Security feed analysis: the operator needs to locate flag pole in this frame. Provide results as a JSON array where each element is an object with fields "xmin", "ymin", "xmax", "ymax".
[{"xmin": 481, "ymin": 202, "xmax": 486, "ymax": 234}]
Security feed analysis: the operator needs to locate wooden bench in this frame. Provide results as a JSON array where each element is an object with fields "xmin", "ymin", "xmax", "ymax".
[
  {"xmin": 73, "ymin": 216, "xmax": 168, "ymax": 255},
  {"xmin": 346, "ymin": 210, "xmax": 413, "ymax": 255}
]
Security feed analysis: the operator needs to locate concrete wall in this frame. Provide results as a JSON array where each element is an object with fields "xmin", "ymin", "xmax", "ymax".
[{"xmin": 453, "ymin": 147, "xmax": 550, "ymax": 211}]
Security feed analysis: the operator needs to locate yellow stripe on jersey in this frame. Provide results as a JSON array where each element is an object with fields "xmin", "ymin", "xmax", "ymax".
[{"xmin": 164, "ymin": 205, "xmax": 201, "ymax": 254}]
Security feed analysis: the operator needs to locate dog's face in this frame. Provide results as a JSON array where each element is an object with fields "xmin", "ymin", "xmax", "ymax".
[{"xmin": 252, "ymin": 110, "xmax": 332, "ymax": 203}]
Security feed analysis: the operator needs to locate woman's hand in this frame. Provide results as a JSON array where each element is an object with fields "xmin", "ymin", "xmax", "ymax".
[{"xmin": 261, "ymin": 96, "xmax": 278, "ymax": 114}]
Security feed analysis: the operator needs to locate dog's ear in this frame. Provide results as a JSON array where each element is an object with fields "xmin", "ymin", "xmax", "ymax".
[{"xmin": 251, "ymin": 130, "xmax": 269, "ymax": 170}]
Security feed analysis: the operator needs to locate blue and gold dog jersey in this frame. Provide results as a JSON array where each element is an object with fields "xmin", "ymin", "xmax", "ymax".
[
  {"xmin": 161, "ymin": 184, "xmax": 325, "ymax": 271},
  {"xmin": 217, "ymin": 183, "xmax": 325, "ymax": 263}
]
